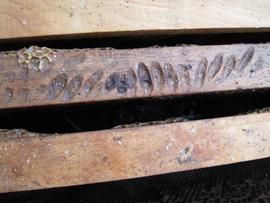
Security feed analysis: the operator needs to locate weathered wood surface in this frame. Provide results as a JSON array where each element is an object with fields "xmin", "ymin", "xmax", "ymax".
[
  {"xmin": 0, "ymin": 43, "xmax": 269, "ymax": 109},
  {"xmin": 0, "ymin": 113, "xmax": 270, "ymax": 193},
  {"xmin": 0, "ymin": 0, "xmax": 270, "ymax": 40}
]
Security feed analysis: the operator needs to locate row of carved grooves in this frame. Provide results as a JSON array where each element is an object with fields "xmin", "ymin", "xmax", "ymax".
[
  {"xmin": 132, "ymin": 47, "xmax": 255, "ymax": 93},
  {"xmin": 137, "ymin": 61, "xmax": 189, "ymax": 94},
  {"xmin": 1, "ymin": 47, "xmax": 256, "ymax": 103},
  {"xmin": 48, "ymin": 70, "xmax": 103, "ymax": 101},
  {"xmin": 197, "ymin": 47, "xmax": 255, "ymax": 86}
]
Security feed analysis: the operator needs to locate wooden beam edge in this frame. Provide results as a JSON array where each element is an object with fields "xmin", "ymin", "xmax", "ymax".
[
  {"xmin": 1, "ymin": 0, "xmax": 270, "ymax": 40},
  {"xmin": 0, "ymin": 112, "xmax": 270, "ymax": 193},
  {"xmin": 0, "ymin": 43, "xmax": 270, "ymax": 109}
]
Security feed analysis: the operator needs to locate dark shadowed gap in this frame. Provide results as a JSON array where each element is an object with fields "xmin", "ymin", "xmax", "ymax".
[
  {"xmin": 0, "ymin": 88, "xmax": 270, "ymax": 133},
  {"xmin": 0, "ymin": 32, "xmax": 270, "ymax": 51}
]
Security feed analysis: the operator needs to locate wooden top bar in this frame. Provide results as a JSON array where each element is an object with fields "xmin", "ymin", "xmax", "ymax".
[
  {"xmin": 0, "ymin": 43, "xmax": 269, "ymax": 109},
  {"xmin": 0, "ymin": 0, "xmax": 270, "ymax": 40},
  {"xmin": 1, "ymin": 112, "xmax": 270, "ymax": 193}
]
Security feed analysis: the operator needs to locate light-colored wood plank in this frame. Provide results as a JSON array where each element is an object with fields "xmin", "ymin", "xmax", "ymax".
[
  {"xmin": 0, "ymin": 0, "xmax": 270, "ymax": 40},
  {"xmin": 0, "ymin": 113, "xmax": 270, "ymax": 193},
  {"xmin": 0, "ymin": 43, "xmax": 269, "ymax": 109}
]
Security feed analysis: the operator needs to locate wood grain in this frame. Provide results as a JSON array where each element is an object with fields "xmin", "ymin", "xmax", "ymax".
[
  {"xmin": 0, "ymin": 0, "xmax": 270, "ymax": 40},
  {"xmin": 0, "ymin": 43, "xmax": 270, "ymax": 109},
  {"xmin": 1, "ymin": 112, "xmax": 270, "ymax": 193}
]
